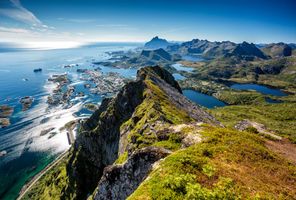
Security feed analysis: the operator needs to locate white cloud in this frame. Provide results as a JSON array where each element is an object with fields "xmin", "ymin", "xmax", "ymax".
[
  {"xmin": 0, "ymin": 0, "xmax": 45, "ymax": 28},
  {"xmin": 0, "ymin": 26, "xmax": 30, "ymax": 33}
]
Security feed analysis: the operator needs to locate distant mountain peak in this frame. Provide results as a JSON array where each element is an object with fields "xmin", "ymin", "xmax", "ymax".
[{"xmin": 144, "ymin": 36, "xmax": 171, "ymax": 49}]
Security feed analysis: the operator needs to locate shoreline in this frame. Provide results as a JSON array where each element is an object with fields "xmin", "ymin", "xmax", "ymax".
[{"xmin": 17, "ymin": 150, "xmax": 69, "ymax": 200}]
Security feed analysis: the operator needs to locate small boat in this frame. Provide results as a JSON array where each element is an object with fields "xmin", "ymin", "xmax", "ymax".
[{"xmin": 33, "ymin": 68, "xmax": 42, "ymax": 72}]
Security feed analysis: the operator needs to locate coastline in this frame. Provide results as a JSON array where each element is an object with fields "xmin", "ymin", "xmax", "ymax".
[{"xmin": 17, "ymin": 150, "xmax": 69, "ymax": 200}]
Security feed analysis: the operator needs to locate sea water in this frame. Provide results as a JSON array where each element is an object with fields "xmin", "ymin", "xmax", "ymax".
[{"xmin": 0, "ymin": 43, "xmax": 139, "ymax": 200}]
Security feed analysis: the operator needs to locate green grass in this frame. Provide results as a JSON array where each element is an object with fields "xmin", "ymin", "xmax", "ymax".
[
  {"xmin": 128, "ymin": 126, "xmax": 296, "ymax": 200},
  {"xmin": 214, "ymin": 90, "xmax": 266, "ymax": 105},
  {"xmin": 120, "ymin": 78, "xmax": 193, "ymax": 152},
  {"xmin": 210, "ymin": 102, "xmax": 296, "ymax": 143},
  {"xmin": 152, "ymin": 132, "xmax": 183, "ymax": 151},
  {"xmin": 22, "ymin": 155, "xmax": 75, "ymax": 200},
  {"xmin": 114, "ymin": 151, "xmax": 128, "ymax": 165}
]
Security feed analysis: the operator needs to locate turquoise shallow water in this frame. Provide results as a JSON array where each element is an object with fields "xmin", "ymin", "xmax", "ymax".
[{"xmin": 0, "ymin": 43, "xmax": 139, "ymax": 200}]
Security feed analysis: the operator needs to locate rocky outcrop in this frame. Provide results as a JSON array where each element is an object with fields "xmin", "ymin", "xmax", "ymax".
[
  {"xmin": 0, "ymin": 105, "xmax": 14, "ymax": 128},
  {"xmin": 93, "ymin": 147, "xmax": 171, "ymax": 200},
  {"xmin": 137, "ymin": 65, "xmax": 182, "ymax": 93},
  {"xmin": 234, "ymin": 119, "xmax": 282, "ymax": 140}
]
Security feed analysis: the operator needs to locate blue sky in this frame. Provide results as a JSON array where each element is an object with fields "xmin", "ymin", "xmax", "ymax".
[{"xmin": 0, "ymin": 0, "xmax": 295, "ymax": 48}]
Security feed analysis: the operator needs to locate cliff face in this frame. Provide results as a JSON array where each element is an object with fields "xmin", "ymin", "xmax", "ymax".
[
  {"xmin": 67, "ymin": 80, "xmax": 145, "ymax": 199},
  {"xmin": 93, "ymin": 147, "xmax": 171, "ymax": 200}
]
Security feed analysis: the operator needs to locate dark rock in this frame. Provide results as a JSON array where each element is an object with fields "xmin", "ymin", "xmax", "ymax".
[
  {"xmin": 19, "ymin": 96, "xmax": 34, "ymax": 110},
  {"xmin": 93, "ymin": 147, "xmax": 171, "ymax": 200},
  {"xmin": 77, "ymin": 69, "xmax": 88, "ymax": 73}
]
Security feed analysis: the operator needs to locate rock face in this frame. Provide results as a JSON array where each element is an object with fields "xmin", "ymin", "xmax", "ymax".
[
  {"xmin": 67, "ymin": 79, "xmax": 145, "ymax": 199},
  {"xmin": 261, "ymin": 43, "xmax": 292, "ymax": 58},
  {"xmin": 144, "ymin": 36, "xmax": 171, "ymax": 49},
  {"xmin": 93, "ymin": 147, "xmax": 171, "ymax": 200}
]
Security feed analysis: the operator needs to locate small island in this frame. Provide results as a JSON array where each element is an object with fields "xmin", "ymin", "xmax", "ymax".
[{"xmin": 0, "ymin": 105, "xmax": 14, "ymax": 128}]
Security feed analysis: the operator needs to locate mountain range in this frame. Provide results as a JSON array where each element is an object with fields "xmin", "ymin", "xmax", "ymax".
[{"xmin": 146, "ymin": 37, "xmax": 294, "ymax": 60}]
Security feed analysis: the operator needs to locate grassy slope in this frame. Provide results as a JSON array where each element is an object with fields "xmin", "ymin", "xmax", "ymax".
[
  {"xmin": 22, "ymin": 154, "xmax": 75, "ymax": 200},
  {"xmin": 129, "ymin": 126, "xmax": 296, "ymax": 200},
  {"xmin": 128, "ymin": 60, "xmax": 296, "ymax": 199},
  {"xmin": 210, "ymin": 102, "xmax": 296, "ymax": 143}
]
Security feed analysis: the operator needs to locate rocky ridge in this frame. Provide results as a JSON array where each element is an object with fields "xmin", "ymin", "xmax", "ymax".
[{"xmin": 67, "ymin": 66, "xmax": 219, "ymax": 199}]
